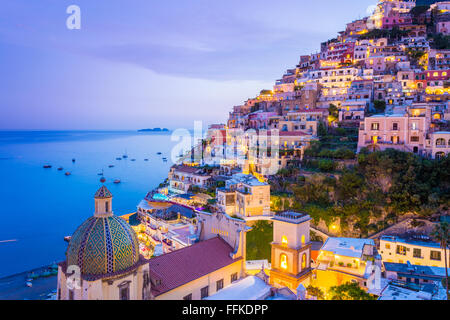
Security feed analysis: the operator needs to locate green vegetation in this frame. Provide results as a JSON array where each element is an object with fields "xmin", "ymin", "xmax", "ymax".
[
  {"xmin": 306, "ymin": 285, "xmax": 325, "ymax": 300},
  {"xmin": 428, "ymin": 33, "xmax": 450, "ymax": 50},
  {"xmin": 303, "ymin": 125, "xmax": 357, "ymax": 170},
  {"xmin": 359, "ymin": 27, "xmax": 409, "ymax": 41},
  {"xmin": 411, "ymin": 5, "xmax": 430, "ymax": 17},
  {"xmin": 273, "ymin": 149, "xmax": 450, "ymax": 237},
  {"xmin": 246, "ymin": 221, "xmax": 273, "ymax": 262},
  {"xmin": 328, "ymin": 104, "xmax": 339, "ymax": 123},
  {"xmin": 329, "ymin": 282, "xmax": 376, "ymax": 300},
  {"xmin": 373, "ymin": 100, "xmax": 386, "ymax": 114}
]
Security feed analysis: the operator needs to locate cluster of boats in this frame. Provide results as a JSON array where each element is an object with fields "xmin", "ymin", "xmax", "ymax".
[
  {"xmin": 26, "ymin": 263, "xmax": 59, "ymax": 288},
  {"xmin": 42, "ymin": 152, "xmax": 168, "ymax": 184},
  {"xmin": 43, "ymin": 160, "xmax": 74, "ymax": 176}
]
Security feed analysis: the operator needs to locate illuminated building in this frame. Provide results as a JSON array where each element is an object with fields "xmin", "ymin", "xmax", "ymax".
[
  {"xmin": 269, "ymin": 212, "xmax": 312, "ymax": 292},
  {"xmin": 380, "ymin": 235, "xmax": 450, "ymax": 268},
  {"xmin": 57, "ymin": 186, "xmax": 151, "ymax": 300}
]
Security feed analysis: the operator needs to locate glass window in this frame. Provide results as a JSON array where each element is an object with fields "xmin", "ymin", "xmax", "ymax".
[
  {"xmin": 430, "ymin": 251, "xmax": 441, "ymax": 261},
  {"xmin": 280, "ymin": 254, "xmax": 288, "ymax": 270},
  {"xmin": 396, "ymin": 245, "xmax": 407, "ymax": 256},
  {"xmin": 231, "ymin": 272, "xmax": 238, "ymax": 283},
  {"xmin": 413, "ymin": 248, "xmax": 421, "ymax": 258},
  {"xmin": 216, "ymin": 279, "xmax": 224, "ymax": 292},
  {"xmin": 200, "ymin": 286, "xmax": 209, "ymax": 299},
  {"xmin": 120, "ymin": 286, "xmax": 129, "ymax": 300},
  {"xmin": 183, "ymin": 294, "xmax": 192, "ymax": 300}
]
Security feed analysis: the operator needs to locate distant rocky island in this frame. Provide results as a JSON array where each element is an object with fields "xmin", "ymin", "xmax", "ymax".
[{"xmin": 138, "ymin": 128, "xmax": 170, "ymax": 132}]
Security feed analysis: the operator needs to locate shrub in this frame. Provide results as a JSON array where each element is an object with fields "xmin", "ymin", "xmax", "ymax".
[{"xmin": 318, "ymin": 159, "xmax": 335, "ymax": 172}]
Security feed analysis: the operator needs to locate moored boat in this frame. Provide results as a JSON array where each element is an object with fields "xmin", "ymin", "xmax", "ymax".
[
  {"xmin": 57, "ymin": 167, "xmax": 63, "ymax": 171},
  {"xmin": 114, "ymin": 179, "xmax": 121, "ymax": 184},
  {"xmin": 65, "ymin": 172, "xmax": 71, "ymax": 176},
  {"xmin": 43, "ymin": 165, "xmax": 52, "ymax": 169}
]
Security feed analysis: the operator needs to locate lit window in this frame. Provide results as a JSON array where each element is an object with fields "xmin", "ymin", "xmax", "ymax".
[
  {"xmin": 281, "ymin": 236, "xmax": 288, "ymax": 247},
  {"xmin": 301, "ymin": 253, "xmax": 307, "ymax": 270},
  {"xmin": 280, "ymin": 254, "xmax": 288, "ymax": 270}
]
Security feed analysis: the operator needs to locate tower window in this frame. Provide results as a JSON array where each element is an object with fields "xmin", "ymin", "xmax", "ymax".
[
  {"xmin": 281, "ymin": 236, "xmax": 288, "ymax": 247},
  {"xmin": 105, "ymin": 201, "xmax": 109, "ymax": 213},
  {"xmin": 302, "ymin": 253, "xmax": 307, "ymax": 270},
  {"xmin": 280, "ymin": 254, "xmax": 288, "ymax": 270}
]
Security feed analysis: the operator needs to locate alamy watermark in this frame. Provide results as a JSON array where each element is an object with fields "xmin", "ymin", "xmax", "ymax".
[{"xmin": 66, "ymin": 5, "xmax": 81, "ymax": 30}]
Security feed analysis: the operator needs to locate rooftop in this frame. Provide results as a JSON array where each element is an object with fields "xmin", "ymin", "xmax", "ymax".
[
  {"xmin": 272, "ymin": 212, "xmax": 311, "ymax": 224},
  {"xmin": 380, "ymin": 235, "xmax": 444, "ymax": 249},
  {"xmin": 383, "ymin": 262, "xmax": 448, "ymax": 279},
  {"xmin": 227, "ymin": 173, "xmax": 267, "ymax": 187},
  {"xmin": 320, "ymin": 237, "xmax": 375, "ymax": 259},
  {"xmin": 204, "ymin": 276, "xmax": 271, "ymax": 300},
  {"xmin": 149, "ymin": 237, "xmax": 241, "ymax": 297}
]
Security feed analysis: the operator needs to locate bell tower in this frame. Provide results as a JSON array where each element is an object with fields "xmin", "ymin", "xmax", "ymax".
[
  {"xmin": 94, "ymin": 185, "xmax": 113, "ymax": 217},
  {"xmin": 270, "ymin": 212, "xmax": 312, "ymax": 292}
]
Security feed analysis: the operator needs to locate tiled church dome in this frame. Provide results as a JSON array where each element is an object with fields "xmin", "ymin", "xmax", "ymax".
[{"xmin": 66, "ymin": 188, "xmax": 140, "ymax": 276}]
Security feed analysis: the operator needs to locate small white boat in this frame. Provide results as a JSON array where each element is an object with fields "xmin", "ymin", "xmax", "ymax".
[
  {"xmin": 114, "ymin": 179, "xmax": 121, "ymax": 184},
  {"xmin": 26, "ymin": 281, "xmax": 33, "ymax": 288}
]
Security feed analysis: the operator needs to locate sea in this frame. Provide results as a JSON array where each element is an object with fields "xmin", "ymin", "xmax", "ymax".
[{"xmin": 0, "ymin": 131, "xmax": 176, "ymax": 278}]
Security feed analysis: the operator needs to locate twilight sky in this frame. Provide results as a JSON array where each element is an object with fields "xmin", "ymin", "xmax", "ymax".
[{"xmin": 0, "ymin": 0, "xmax": 375, "ymax": 130}]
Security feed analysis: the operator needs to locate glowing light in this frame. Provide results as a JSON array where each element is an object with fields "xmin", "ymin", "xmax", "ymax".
[
  {"xmin": 281, "ymin": 236, "xmax": 288, "ymax": 246},
  {"xmin": 280, "ymin": 254, "xmax": 288, "ymax": 270}
]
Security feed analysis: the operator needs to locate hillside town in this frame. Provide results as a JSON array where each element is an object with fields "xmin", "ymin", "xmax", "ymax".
[{"xmin": 57, "ymin": 0, "xmax": 449, "ymax": 301}]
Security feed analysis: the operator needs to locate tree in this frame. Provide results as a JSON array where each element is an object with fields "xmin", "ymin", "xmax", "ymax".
[
  {"xmin": 328, "ymin": 104, "xmax": 339, "ymax": 123},
  {"xmin": 246, "ymin": 220, "xmax": 273, "ymax": 261},
  {"xmin": 329, "ymin": 282, "xmax": 376, "ymax": 300},
  {"xmin": 431, "ymin": 222, "xmax": 449, "ymax": 300},
  {"xmin": 306, "ymin": 285, "xmax": 325, "ymax": 300},
  {"xmin": 373, "ymin": 100, "xmax": 386, "ymax": 114}
]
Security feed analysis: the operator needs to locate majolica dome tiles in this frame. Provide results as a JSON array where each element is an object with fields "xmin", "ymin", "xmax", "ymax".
[
  {"xmin": 66, "ymin": 215, "xmax": 139, "ymax": 276},
  {"xmin": 94, "ymin": 185, "xmax": 113, "ymax": 199}
]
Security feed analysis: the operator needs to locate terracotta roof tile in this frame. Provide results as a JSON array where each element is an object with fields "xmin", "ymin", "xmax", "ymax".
[{"xmin": 149, "ymin": 237, "xmax": 241, "ymax": 297}]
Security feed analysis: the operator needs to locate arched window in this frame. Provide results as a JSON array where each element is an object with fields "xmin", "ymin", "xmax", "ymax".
[
  {"xmin": 436, "ymin": 138, "xmax": 446, "ymax": 146},
  {"xmin": 105, "ymin": 201, "xmax": 109, "ymax": 213},
  {"xmin": 301, "ymin": 253, "xmax": 307, "ymax": 270},
  {"xmin": 280, "ymin": 254, "xmax": 288, "ymax": 270},
  {"xmin": 436, "ymin": 152, "xmax": 446, "ymax": 160},
  {"xmin": 281, "ymin": 236, "xmax": 288, "ymax": 247},
  {"xmin": 301, "ymin": 235, "xmax": 306, "ymax": 246}
]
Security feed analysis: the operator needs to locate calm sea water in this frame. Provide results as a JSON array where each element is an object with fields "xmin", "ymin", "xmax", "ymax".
[{"xmin": 0, "ymin": 131, "xmax": 175, "ymax": 278}]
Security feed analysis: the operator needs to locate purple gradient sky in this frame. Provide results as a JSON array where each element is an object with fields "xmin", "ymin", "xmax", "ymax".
[{"xmin": 0, "ymin": 0, "xmax": 375, "ymax": 130}]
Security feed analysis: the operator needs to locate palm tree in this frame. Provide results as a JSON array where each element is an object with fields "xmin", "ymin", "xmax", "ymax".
[
  {"xmin": 367, "ymin": 142, "xmax": 380, "ymax": 153},
  {"xmin": 432, "ymin": 221, "xmax": 449, "ymax": 300}
]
